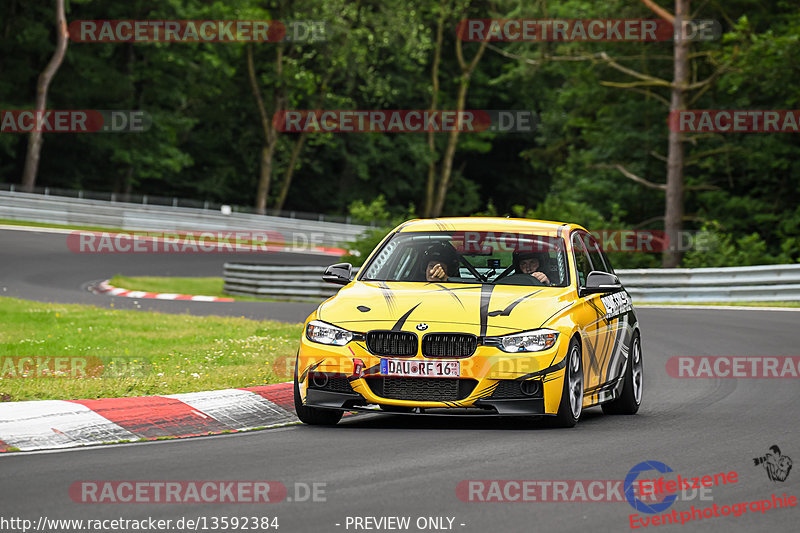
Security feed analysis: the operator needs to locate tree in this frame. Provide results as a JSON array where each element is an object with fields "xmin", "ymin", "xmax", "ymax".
[
  {"xmin": 643, "ymin": 0, "xmax": 687, "ymax": 267},
  {"xmin": 20, "ymin": 0, "xmax": 68, "ymax": 192},
  {"xmin": 247, "ymin": 42, "xmax": 284, "ymax": 214},
  {"xmin": 424, "ymin": 0, "xmax": 490, "ymax": 218}
]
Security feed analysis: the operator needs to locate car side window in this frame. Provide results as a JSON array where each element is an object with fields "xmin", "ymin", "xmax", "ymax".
[
  {"xmin": 585, "ymin": 235, "xmax": 610, "ymax": 273},
  {"xmin": 572, "ymin": 234, "xmax": 593, "ymax": 287},
  {"xmin": 600, "ymin": 249, "xmax": 616, "ymax": 275},
  {"xmin": 395, "ymin": 247, "xmax": 419, "ymax": 280}
]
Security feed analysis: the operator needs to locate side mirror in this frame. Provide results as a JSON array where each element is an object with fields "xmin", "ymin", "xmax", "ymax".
[
  {"xmin": 579, "ymin": 271, "xmax": 622, "ymax": 297},
  {"xmin": 322, "ymin": 263, "xmax": 353, "ymax": 286}
]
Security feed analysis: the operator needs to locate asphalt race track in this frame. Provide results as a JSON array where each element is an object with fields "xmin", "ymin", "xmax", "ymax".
[
  {"xmin": 1, "ymin": 227, "xmax": 799, "ymax": 532},
  {"xmin": 0, "ymin": 227, "xmax": 325, "ymax": 322}
]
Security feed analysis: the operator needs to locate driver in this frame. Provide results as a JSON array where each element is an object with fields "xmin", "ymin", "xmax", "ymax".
[
  {"xmin": 423, "ymin": 246, "xmax": 460, "ymax": 282},
  {"xmin": 426, "ymin": 257, "xmax": 449, "ymax": 282},
  {"xmin": 514, "ymin": 251, "xmax": 551, "ymax": 285}
]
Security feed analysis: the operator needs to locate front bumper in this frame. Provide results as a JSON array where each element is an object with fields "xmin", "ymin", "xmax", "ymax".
[
  {"xmin": 306, "ymin": 387, "xmax": 547, "ymax": 416},
  {"xmin": 297, "ymin": 335, "xmax": 570, "ymax": 415}
]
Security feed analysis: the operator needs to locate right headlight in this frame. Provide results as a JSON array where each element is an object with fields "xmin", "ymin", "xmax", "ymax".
[
  {"xmin": 305, "ymin": 320, "xmax": 354, "ymax": 346},
  {"xmin": 485, "ymin": 329, "xmax": 559, "ymax": 353}
]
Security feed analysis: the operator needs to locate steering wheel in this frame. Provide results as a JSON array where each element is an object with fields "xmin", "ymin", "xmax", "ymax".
[{"xmin": 494, "ymin": 272, "xmax": 546, "ymax": 286}]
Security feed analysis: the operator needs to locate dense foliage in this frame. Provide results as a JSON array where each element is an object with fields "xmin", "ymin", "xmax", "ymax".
[{"xmin": 1, "ymin": 0, "xmax": 798, "ymax": 267}]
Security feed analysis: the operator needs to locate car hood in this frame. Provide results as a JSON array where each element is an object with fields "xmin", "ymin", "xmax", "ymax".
[{"xmin": 316, "ymin": 281, "xmax": 575, "ymax": 336}]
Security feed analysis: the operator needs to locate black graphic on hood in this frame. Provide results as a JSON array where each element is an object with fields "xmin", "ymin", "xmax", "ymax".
[
  {"xmin": 487, "ymin": 290, "xmax": 542, "ymax": 317},
  {"xmin": 392, "ymin": 303, "xmax": 422, "ymax": 331},
  {"xmin": 377, "ymin": 282, "xmax": 397, "ymax": 313},
  {"xmin": 478, "ymin": 284, "xmax": 495, "ymax": 337},
  {"xmin": 426, "ymin": 282, "xmax": 466, "ymax": 308}
]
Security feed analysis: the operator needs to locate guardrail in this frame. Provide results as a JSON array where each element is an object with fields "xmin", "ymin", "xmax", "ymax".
[
  {"xmin": 224, "ymin": 264, "xmax": 347, "ymax": 299},
  {"xmin": 619, "ymin": 264, "xmax": 800, "ymax": 302},
  {"xmin": 0, "ymin": 182, "xmax": 381, "ymax": 223},
  {"xmin": 0, "ymin": 190, "xmax": 368, "ymax": 248},
  {"xmin": 223, "ymin": 263, "xmax": 800, "ymax": 302}
]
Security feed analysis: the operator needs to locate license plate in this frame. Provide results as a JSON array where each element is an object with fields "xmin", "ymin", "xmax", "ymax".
[{"xmin": 380, "ymin": 358, "xmax": 460, "ymax": 377}]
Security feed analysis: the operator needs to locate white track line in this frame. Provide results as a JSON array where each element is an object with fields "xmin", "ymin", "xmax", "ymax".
[{"xmin": 636, "ymin": 304, "xmax": 800, "ymax": 312}]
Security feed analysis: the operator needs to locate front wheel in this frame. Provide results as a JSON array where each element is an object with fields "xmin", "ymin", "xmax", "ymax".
[
  {"xmin": 293, "ymin": 366, "xmax": 343, "ymax": 426},
  {"xmin": 549, "ymin": 338, "xmax": 583, "ymax": 428},
  {"xmin": 602, "ymin": 332, "xmax": 643, "ymax": 415}
]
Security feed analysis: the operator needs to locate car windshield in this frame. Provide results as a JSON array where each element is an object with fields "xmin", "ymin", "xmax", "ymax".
[{"xmin": 359, "ymin": 230, "xmax": 569, "ymax": 287}]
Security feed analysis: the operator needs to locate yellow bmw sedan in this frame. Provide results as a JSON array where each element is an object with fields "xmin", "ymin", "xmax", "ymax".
[{"xmin": 294, "ymin": 217, "xmax": 643, "ymax": 427}]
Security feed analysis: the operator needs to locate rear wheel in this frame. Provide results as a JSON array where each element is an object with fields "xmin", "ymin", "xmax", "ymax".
[
  {"xmin": 293, "ymin": 364, "xmax": 343, "ymax": 426},
  {"xmin": 602, "ymin": 332, "xmax": 643, "ymax": 415},
  {"xmin": 549, "ymin": 338, "xmax": 583, "ymax": 428}
]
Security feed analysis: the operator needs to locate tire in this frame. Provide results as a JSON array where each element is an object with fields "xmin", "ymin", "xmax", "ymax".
[
  {"xmin": 293, "ymin": 364, "xmax": 343, "ymax": 426},
  {"xmin": 602, "ymin": 332, "xmax": 643, "ymax": 415},
  {"xmin": 549, "ymin": 337, "xmax": 584, "ymax": 428}
]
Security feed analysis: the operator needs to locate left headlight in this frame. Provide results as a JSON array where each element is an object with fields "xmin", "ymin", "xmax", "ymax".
[
  {"xmin": 485, "ymin": 329, "xmax": 559, "ymax": 353},
  {"xmin": 305, "ymin": 320, "xmax": 354, "ymax": 346}
]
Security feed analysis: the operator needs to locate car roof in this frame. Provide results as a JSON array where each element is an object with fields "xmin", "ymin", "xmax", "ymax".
[{"xmin": 394, "ymin": 217, "xmax": 583, "ymax": 234}]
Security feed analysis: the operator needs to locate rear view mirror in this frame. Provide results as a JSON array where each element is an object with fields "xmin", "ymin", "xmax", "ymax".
[
  {"xmin": 579, "ymin": 271, "xmax": 622, "ymax": 297},
  {"xmin": 322, "ymin": 263, "xmax": 353, "ymax": 285}
]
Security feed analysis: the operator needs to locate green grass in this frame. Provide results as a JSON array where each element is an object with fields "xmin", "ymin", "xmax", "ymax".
[
  {"xmin": 109, "ymin": 275, "xmax": 226, "ymax": 297},
  {"xmin": 635, "ymin": 301, "xmax": 800, "ymax": 308},
  {"xmin": 108, "ymin": 275, "xmax": 285, "ymax": 302},
  {"xmin": 0, "ymin": 218, "xmax": 132, "ymax": 234},
  {"xmin": 0, "ymin": 297, "xmax": 301, "ymax": 401},
  {"xmin": 110, "ymin": 274, "xmax": 324, "ymax": 303}
]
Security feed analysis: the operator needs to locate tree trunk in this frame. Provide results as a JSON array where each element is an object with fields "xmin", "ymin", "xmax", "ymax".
[
  {"xmin": 272, "ymin": 63, "xmax": 335, "ymax": 212},
  {"xmin": 273, "ymin": 131, "xmax": 308, "ymax": 212},
  {"xmin": 20, "ymin": 0, "xmax": 68, "ymax": 192},
  {"xmin": 247, "ymin": 44, "xmax": 283, "ymax": 214},
  {"xmin": 255, "ymin": 144, "xmax": 276, "ymax": 214},
  {"xmin": 431, "ymin": 83, "xmax": 468, "ymax": 217},
  {"xmin": 663, "ymin": 0, "xmax": 689, "ymax": 267},
  {"xmin": 423, "ymin": 0, "xmax": 447, "ymax": 218},
  {"xmin": 430, "ymin": 28, "xmax": 488, "ymax": 218}
]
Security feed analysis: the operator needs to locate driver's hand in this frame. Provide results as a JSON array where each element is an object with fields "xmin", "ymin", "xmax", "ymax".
[
  {"xmin": 430, "ymin": 264, "xmax": 447, "ymax": 281},
  {"xmin": 531, "ymin": 272, "xmax": 550, "ymax": 285}
]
